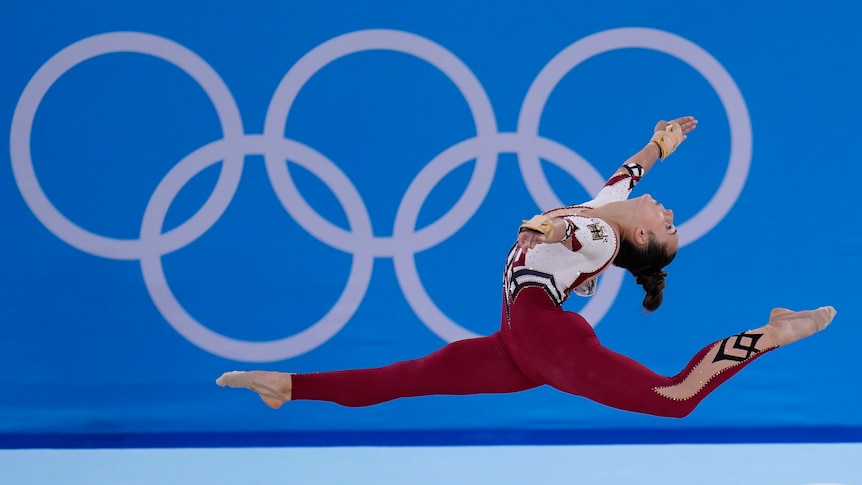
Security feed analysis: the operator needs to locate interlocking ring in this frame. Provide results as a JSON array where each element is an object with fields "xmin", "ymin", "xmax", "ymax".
[{"xmin": 10, "ymin": 28, "xmax": 751, "ymax": 362}]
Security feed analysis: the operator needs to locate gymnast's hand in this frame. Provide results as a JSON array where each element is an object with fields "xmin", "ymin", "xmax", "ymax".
[
  {"xmin": 654, "ymin": 116, "xmax": 698, "ymax": 139},
  {"xmin": 517, "ymin": 229, "xmax": 545, "ymax": 253}
]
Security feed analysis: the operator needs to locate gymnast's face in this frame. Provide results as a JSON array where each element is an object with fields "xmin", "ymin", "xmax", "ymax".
[{"xmin": 634, "ymin": 194, "xmax": 679, "ymax": 252}]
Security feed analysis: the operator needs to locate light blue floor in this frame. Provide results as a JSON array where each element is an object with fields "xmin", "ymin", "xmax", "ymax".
[{"xmin": 1, "ymin": 443, "xmax": 859, "ymax": 485}]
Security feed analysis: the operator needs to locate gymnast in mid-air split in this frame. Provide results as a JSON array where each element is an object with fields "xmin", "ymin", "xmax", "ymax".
[{"xmin": 217, "ymin": 116, "xmax": 836, "ymax": 417}]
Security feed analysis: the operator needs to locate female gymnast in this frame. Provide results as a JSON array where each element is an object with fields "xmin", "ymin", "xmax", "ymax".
[{"xmin": 217, "ymin": 116, "xmax": 836, "ymax": 417}]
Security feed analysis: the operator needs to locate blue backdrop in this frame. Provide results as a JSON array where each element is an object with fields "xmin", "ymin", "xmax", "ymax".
[{"xmin": 2, "ymin": 1, "xmax": 859, "ymax": 447}]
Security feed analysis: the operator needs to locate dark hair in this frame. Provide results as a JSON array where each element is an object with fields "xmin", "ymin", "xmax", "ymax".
[{"xmin": 612, "ymin": 234, "xmax": 676, "ymax": 312}]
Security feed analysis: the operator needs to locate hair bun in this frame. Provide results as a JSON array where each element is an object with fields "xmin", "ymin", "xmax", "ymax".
[{"xmin": 636, "ymin": 271, "xmax": 668, "ymax": 293}]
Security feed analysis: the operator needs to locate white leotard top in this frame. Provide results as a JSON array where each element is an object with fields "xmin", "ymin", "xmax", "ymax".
[{"xmin": 503, "ymin": 163, "xmax": 644, "ymax": 311}]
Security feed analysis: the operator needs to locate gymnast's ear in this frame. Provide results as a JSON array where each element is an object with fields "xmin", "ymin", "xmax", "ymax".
[{"xmin": 633, "ymin": 227, "xmax": 649, "ymax": 246}]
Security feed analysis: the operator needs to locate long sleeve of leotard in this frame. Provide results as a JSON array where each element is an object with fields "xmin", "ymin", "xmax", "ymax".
[{"xmin": 570, "ymin": 161, "xmax": 645, "ymax": 211}]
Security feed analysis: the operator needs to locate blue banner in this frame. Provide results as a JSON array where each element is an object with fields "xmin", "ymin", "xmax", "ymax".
[{"xmin": 2, "ymin": 1, "xmax": 859, "ymax": 446}]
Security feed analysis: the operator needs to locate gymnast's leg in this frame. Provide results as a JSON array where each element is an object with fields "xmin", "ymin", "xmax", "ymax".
[
  {"xmin": 504, "ymin": 292, "xmax": 836, "ymax": 417},
  {"xmin": 216, "ymin": 332, "xmax": 539, "ymax": 408}
]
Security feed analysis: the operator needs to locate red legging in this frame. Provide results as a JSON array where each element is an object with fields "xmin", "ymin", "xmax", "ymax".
[{"xmin": 292, "ymin": 287, "xmax": 773, "ymax": 417}]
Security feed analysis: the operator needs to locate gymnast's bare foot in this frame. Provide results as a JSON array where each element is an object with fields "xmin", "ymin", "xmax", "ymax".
[
  {"xmin": 764, "ymin": 306, "xmax": 837, "ymax": 346},
  {"xmin": 216, "ymin": 371, "xmax": 292, "ymax": 409}
]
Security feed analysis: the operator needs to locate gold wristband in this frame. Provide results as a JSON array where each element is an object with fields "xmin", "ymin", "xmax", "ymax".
[
  {"xmin": 518, "ymin": 215, "xmax": 553, "ymax": 237},
  {"xmin": 649, "ymin": 121, "xmax": 683, "ymax": 160}
]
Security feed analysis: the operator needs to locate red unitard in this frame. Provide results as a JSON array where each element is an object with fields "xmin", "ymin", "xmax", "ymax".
[
  {"xmin": 291, "ymin": 163, "xmax": 776, "ymax": 416},
  {"xmin": 291, "ymin": 285, "xmax": 774, "ymax": 417}
]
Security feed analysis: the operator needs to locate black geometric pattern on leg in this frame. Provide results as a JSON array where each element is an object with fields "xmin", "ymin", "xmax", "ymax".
[{"xmin": 712, "ymin": 332, "xmax": 763, "ymax": 363}]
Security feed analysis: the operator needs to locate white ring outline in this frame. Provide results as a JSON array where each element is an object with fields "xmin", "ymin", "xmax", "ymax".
[
  {"xmin": 9, "ymin": 28, "xmax": 751, "ymax": 361},
  {"xmin": 10, "ymin": 32, "xmax": 246, "ymax": 260}
]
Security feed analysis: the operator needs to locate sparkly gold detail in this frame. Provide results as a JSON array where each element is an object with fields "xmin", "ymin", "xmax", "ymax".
[
  {"xmin": 652, "ymin": 338, "xmax": 778, "ymax": 402},
  {"xmin": 587, "ymin": 223, "xmax": 605, "ymax": 241}
]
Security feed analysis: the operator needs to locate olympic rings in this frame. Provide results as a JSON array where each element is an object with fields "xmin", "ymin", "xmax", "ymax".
[{"xmin": 10, "ymin": 28, "xmax": 751, "ymax": 362}]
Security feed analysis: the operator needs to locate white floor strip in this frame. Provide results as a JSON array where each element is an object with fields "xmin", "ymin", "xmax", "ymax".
[{"xmin": 1, "ymin": 443, "xmax": 860, "ymax": 485}]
